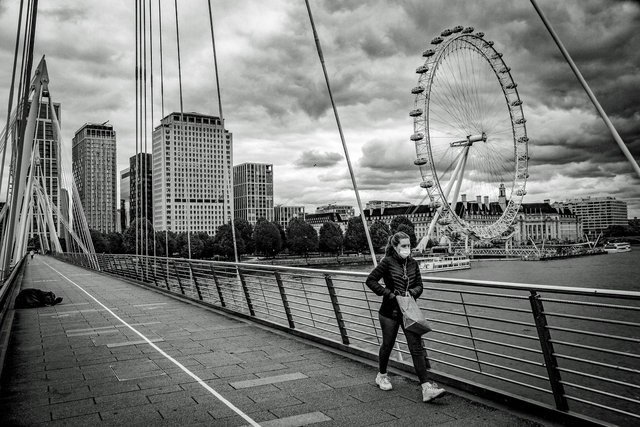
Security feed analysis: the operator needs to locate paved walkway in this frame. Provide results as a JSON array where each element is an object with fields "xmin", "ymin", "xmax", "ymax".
[{"xmin": 0, "ymin": 256, "xmax": 552, "ymax": 426}]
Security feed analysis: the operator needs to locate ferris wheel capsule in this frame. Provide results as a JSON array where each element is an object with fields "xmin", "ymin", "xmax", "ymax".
[
  {"xmin": 416, "ymin": 65, "xmax": 429, "ymax": 74},
  {"xmin": 410, "ymin": 132, "xmax": 424, "ymax": 141},
  {"xmin": 409, "ymin": 108, "xmax": 423, "ymax": 117},
  {"xmin": 411, "ymin": 86, "xmax": 425, "ymax": 94},
  {"xmin": 414, "ymin": 158, "xmax": 428, "ymax": 166},
  {"xmin": 431, "ymin": 36, "xmax": 443, "ymax": 44},
  {"xmin": 422, "ymin": 49, "xmax": 435, "ymax": 57},
  {"xmin": 462, "ymin": 26, "xmax": 474, "ymax": 33},
  {"xmin": 452, "ymin": 25, "xmax": 464, "ymax": 33}
]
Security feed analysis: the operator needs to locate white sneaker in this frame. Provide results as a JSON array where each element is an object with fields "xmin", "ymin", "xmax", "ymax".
[
  {"xmin": 375, "ymin": 372, "xmax": 392, "ymax": 391},
  {"xmin": 422, "ymin": 381, "xmax": 446, "ymax": 402}
]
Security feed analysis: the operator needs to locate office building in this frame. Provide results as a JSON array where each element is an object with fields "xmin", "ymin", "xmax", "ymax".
[
  {"xmin": 233, "ymin": 163, "xmax": 274, "ymax": 224},
  {"xmin": 556, "ymin": 196, "xmax": 627, "ymax": 237},
  {"xmin": 129, "ymin": 153, "xmax": 153, "ymax": 225},
  {"xmin": 120, "ymin": 167, "xmax": 131, "ymax": 231},
  {"xmin": 274, "ymin": 205, "xmax": 305, "ymax": 229},
  {"xmin": 152, "ymin": 112, "xmax": 232, "ymax": 234},
  {"xmin": 72, "ymin": 123, "xmax": 117, "ymax": 233}
]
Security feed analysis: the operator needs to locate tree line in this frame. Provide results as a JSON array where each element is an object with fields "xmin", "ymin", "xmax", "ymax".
[{"xmin": 85, "ymin": 215, "xmax": 421, "ymax": 259}]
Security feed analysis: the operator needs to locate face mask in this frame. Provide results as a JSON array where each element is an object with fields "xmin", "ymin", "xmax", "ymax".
[{"xmin": 397, "ymin": 247, "xmax": 411, "ymax": 259}]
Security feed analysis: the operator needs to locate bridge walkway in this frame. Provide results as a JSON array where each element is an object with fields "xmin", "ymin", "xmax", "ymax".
[{"xmin": 0, "ymin": 256, "xmax": 553, "ymax": 426}]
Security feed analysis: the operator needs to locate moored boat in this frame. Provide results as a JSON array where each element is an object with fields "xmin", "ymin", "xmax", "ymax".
[
  {"xmin": 415, "ymin": 254, "xmax": 471, "ymax": 273},
  {"xmin": 603, "ymin": 242, "xmax": 631, "ymax": 253}
]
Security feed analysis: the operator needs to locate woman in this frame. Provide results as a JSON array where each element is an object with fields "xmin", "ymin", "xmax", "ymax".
[{"xmin": 365, "ymin": 231, "xmax": 446, "ymax": 402}]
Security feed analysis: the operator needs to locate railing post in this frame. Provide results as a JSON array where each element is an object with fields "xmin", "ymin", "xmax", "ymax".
[
  {"xmin": 324, "ymin": 274, "xmax": 349, "ymax": 345},
  {"xmin": 188, "ymin": 262, "xmax": 203, "ymax": 300},
  {"xmin": 162, "ymin": 260, "xmax": 171, "ymax": 291},
  {"xmin": 237, "ymin": 269, "xmax": 255, "ymax": 316},
  {"xmin": 529, "ymin": 291, "xmax": 568, "ymax": 411},
  {"xmin": 172, "ymin": 260, "xmax": 185, "ymax": 295},
  {"xmin": 274, "ymin": 271, "xmax": 295, "ymax": 329},
  {"xmin": 209, "ymin": 264, "xmax": 225, "ymax": 307},
  {"xmin": 149, "ymin": 258, "xmax": 159, "ymax": 287}
]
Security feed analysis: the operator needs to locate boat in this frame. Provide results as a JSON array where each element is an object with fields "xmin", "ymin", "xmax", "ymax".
[
  {"xmin": 603, "ymin": 242, "xmax": 631, "ymax": 253},
  {"xmin": 415, "ymin": 254, "xmax": 471, "ymax": 273}
]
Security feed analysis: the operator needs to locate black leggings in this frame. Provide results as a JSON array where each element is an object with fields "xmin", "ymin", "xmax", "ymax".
[{"xmin": 378, "ymin": 312, "xmax": 429, "ymax": 384}]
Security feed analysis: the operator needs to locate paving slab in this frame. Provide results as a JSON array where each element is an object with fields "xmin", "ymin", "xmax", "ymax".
[{"xmin": 0, "ymin": 256, "xmax": 557, "ymax": 426}]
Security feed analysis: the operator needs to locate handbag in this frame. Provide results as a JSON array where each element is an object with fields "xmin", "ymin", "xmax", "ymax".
[
  {"xmin": 396, "ymin": 262, "xmax": 431, "ymax": 335},
  {"xmin": 396, "ymin": 293, "xmax": 432, "ymax": 335}
]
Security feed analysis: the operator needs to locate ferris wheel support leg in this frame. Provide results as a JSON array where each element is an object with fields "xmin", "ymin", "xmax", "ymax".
[
  {"xmin": 425, "ymin": 148, "xmax": 469, "ymax": 244},
  {"xmin": 450, "ymin": 147, "xmax": 470, "ymax": 212}
]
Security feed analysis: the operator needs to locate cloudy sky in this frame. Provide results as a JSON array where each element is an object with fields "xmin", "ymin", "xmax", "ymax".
[{"xmin": 1, "ymin": 0, "xmax": 639, "ymax": 218}]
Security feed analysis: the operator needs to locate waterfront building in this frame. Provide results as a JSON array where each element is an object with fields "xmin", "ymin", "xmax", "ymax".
[
  {"xmin": 129, "ymin": 153, "xmax": 153, "ymax": 226},
  {"xmin": 316, "ymin": 204, "xmax": 355, "ymax": 218},
  {"xmin": 514, "ymin": 201, "xmax": 582, "ymax": 244},
  {"xmin": 365, "ymin": 200, "xmax": 411, "ymax": 210},
  {"xmin": 72, "ymin": 123, "xmax": 117, "ymax": 233},
  {"xmin": 305, "ymin": 212, "xmax": 348, "ymax": 234},
  {"xmin": 364, "ymin": 204, "xmax": 439, "ymax": 242},
  {"xmin": 152, "ymin": 112, "xmax": 232, "ymax": 234},
  {"xmin": 233, "ymin": 163, "xmax": 274, "ymax": 225},
  {"xmin": 555, "ymin": 196, "xmax": 627, "ymax": 238},
  {"xmin": 119, "ymin": 167, "xmax": 130, "ymax": 231},
  {"xmin": 275, "ymin": 205, "xmax": 305, "ymax": 230}
]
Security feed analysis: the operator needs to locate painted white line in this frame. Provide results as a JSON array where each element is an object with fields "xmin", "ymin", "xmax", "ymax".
[
  {"xmin": 42, "ymin": 259, "xmax": 260, "ymax": 427},
  {"xmin": 30, "ymin": 279, "xmax": 59, "ymax": 283},
  {"xmin": 133, "ymin": 303, "xmax": 167, "ymax": 307}
]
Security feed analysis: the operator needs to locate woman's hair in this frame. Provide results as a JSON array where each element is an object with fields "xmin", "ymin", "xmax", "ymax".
[{"xmin": 384, "ymin": 231, "xmax": 410, "ymax": 256}]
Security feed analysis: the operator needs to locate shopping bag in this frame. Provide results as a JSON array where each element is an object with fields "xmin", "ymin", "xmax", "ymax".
[{"xmin": 396, "ymin": 294, "xmax": 432, "ymax": 335}]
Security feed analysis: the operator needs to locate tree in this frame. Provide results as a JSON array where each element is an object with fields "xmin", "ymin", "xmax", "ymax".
[
  {"xmin": 253, "ymin": 218, "xmax": 282, "ymax": 257},
  {"xmin": 344, "ymin": 217, "xmax": 368, "ymax": 253},
  {"xmin": 286, "ymin": 217, "xmax": 318, "ymax": 257},
  {"xmin": 176, "ymin": 232, "xmax": 210, "ymax": 259},
  {"xmin": 390, "ymin": 215, "xmax": 415, "ymax": 234},
  {"xmin": 90, "ymin": 229, "xmax": 108, "ymax": 253},
  {"xmin": 122, "ymin": 218, "xmax": 156, "ymax": 254},
  {"xmin": 369, "ymin": 220, "xmax": 390, "ymax": 252},
  {"xmin": 212, "ymin": 223, "xmax": 245, "ymax": 259},
  {"xmin": 274, "ymin": 221, "xmax": 287, "ymax": 250},
  {"xmin": 155, "ymin": 231, "xmax": 179, "ymax": 257},
  {"xmin": 319, "ymin": 222, "xmax": 343, "ymax": 256},
  {"xmin": 234, "ymin": 218, "xmax": 254, "ymax": 255},
  {"xmin": 390, "ymin": 215, "xmax": 417, "ymax": 247},
  {"xmin": 105, "ymin": 232, "xmax": 124, "ymax": 254}
]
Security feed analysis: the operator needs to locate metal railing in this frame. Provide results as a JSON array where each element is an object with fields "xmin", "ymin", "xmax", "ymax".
[{"xmin": 56, "ymin": 253, "xmax": 639, "ymax": 426}]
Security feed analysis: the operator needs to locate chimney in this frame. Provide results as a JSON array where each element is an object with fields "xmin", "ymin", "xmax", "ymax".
[
  {"xmin": 461, "ymin": 194, "xmax": 467, "ymax": 203},
  {"xmin": 476, "ymin": 195, "xmax": 482, "ymax": 204},
  {"xmin": 544, "ymin": 199, "xmax": 550, "ymax": 204},
  {"xmin": 484, "ymin": 196, "xmax": 489, "ymax": 206}
]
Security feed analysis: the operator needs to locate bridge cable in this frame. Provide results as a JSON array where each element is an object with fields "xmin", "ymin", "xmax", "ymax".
[
  {"xmin": 0, "ymin": 0, "xmax": 25, "ymax": 213},
  {"xmin": 207, "ymin": 0, "xmax": 239, "ymax": 264},
  {"xmin": 157, "ymin": 0, "xmax": 169, "ymax": 265},
  {"xmin": 304, "ymin": 0, "xmax": 378, "ymax": 266},
  {"xmin": 173, "ymin": 0, "xmax": 191, "ymax": 259},
  {"xmin": 148, "ymin": 0, "xmax": 156, "ymax": 261}
]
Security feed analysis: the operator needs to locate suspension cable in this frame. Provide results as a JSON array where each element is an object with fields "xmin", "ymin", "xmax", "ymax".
[
  {"xmin": 148, "ymin": 0, "xmax": 156, "ymax": 260},
  {"xmin": 0, "ymin": 0, "xmax": 25, "ymax": 206},
  {"xmin": 157, "ymin": 0, "xmax": 169, "ymax": 262},
  {"xmin": 173, "ymin": 0, "xmax": 190, "ymax": 259},
  {"xmin": 207, "ymin": 0, "xmax": 238, "ymax": 263},
  {"xmin": 304, "ymin": 0, "xmax": 378, "ymax": 266}
]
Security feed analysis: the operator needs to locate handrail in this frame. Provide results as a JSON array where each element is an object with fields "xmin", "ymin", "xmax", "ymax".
[{"xmin": 55, "ymin": 252, "xmax": 639, "ymax": 427}]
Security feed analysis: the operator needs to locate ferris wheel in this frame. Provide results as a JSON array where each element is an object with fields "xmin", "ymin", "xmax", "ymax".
[{"xmin": 411, "ymin": 26, "xmax": 529, "ymax": 241}]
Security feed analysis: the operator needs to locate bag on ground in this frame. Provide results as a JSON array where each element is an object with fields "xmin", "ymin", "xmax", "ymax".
[{"xmin": 396, "ymin": 294, "xmax": 432, "ymax": 335}]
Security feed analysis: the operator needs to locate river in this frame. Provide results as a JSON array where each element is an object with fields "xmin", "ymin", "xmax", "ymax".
[{"xmin": 343, "ymin": 249, "xmax": 640, "ymax": 292}]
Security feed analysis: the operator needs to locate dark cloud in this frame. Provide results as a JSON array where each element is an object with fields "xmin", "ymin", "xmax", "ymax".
[{"xmin": 295, "ymin": 150, "xmax": 343, "ymax": 168}]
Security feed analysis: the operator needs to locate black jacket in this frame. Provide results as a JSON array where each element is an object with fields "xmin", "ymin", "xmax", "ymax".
[{"xmin": 365, "ymin": 253, "xmax": 423, "ymax": 319}]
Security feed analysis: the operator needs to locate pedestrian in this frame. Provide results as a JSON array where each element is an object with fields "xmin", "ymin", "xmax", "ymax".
[
  {"xmin": 365, "ymin": 231, "xmax": 446, "ymax": 402},
  {"xmin": 30, "ymin": 250, "xmax": 34, "ymax": 259}
]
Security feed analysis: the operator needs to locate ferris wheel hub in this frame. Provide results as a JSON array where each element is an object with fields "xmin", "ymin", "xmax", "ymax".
[{"xmin": 450, "ymin": 132, "xmax": 487, "ymax": 147}]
